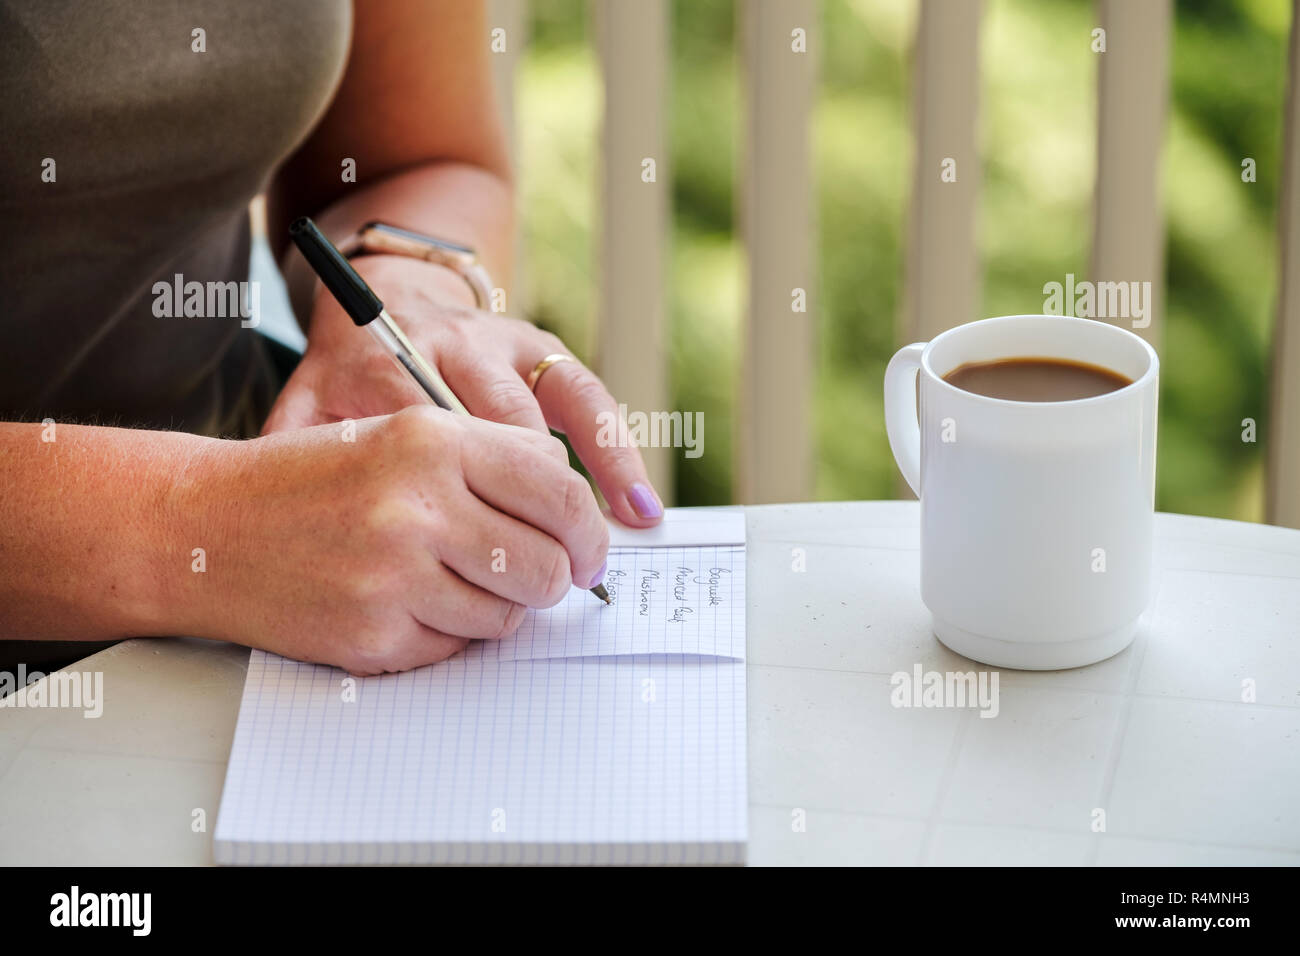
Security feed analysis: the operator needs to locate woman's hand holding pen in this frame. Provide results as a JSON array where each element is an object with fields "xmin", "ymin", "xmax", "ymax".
[
  {"xmin": 262, "ymin": 253, "xmax": 666, "ymax": 528},
  {"xmin": 177, "ymin": 407, "xmax": 610, "ymax": 674}
]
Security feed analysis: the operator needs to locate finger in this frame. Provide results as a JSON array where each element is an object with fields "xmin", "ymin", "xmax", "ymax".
[
  {"xmin": 344, "ymin": 625, "xmax": 470, "ymax": 676},
  {"xmin": 457, "ymin": 420, "xmax": 609, "ymax": 588},
  {"xmin": 437, "ymin": 490, "xmax": 584, "ymax": 608},
  {"xmin": 408, "ymin": 563, "xmax": 528, "ymax": 640},
  {"xmin": 527, "ymin": 360, "xmax": 665, "ymax": 528},
  {"xmin": 439, "ymin": 348, "xmax": 549, "ymax": 434}
]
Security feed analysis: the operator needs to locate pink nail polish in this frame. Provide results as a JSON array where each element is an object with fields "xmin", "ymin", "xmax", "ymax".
[
  {"xmin": 588, "ymin": 559, "xmax": 608, "ymax": 589},
  {"xmin": 628, "ymin": 483, "xmax": 663, "ymax": 519}
]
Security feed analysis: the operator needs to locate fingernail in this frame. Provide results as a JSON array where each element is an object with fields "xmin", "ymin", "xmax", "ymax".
[
  {"xmin": 587, "ymin": 559, "xmax": 608, "ymax": 589},
  {"xmin": 628, "ymin": 482, "xmax": 663, "ymax": 520}
]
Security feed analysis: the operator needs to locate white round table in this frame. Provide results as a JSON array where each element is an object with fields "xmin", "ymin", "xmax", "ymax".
[{"xmin": 1, "ymin": 502, "xmax": 1297, "ymax": 865}]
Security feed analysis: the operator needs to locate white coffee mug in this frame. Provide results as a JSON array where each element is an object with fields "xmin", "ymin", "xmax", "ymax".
[{"xmin": 884, "ymin": 314, "xmax": 1159, "ymax": 670}]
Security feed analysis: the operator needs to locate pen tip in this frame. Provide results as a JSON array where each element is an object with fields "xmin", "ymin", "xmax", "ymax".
[{"xmin": 591, "ymin": 583, "xmax": 611, "ymax": 604}]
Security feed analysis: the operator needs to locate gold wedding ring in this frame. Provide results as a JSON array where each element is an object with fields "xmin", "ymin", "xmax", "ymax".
[{"xmin": 526, "ymin": 353, "xmax": 574, "ymax": 393}]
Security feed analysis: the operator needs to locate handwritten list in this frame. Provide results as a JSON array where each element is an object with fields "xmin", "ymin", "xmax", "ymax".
[{"xmin": 468, "ymin": 545, "xmax": 746, "ymax": 663}]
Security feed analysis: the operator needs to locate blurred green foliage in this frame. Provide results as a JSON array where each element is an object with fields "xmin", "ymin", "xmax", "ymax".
[{"xmin": 518, "ymin": 0, "xmax": 1290, "ymax": 520}]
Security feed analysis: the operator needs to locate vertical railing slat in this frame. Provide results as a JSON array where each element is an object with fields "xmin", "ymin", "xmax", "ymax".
[
  {"xmin": 900, "ymin": 0, "xmax": 982, "ymax": 499},
  {"xmin": 1091, "ymin": 0, "xmax": 1171, "ymax": 347},
  {"xmin": 738, "ymin": 0, "xmax": 816, "ymax": 504},
  {"xmin": 904, "ymin": 0, "xmax": 982, "ymax": 347},
  {"xmin": 486, "ymin": 0, "xmax": 528, "ymax": 311},
  {"xmin": 486, "ymin": 0, "xmax": 526, "ymax": 157},
  {"xmin": 595, "ymin": 0, "xmax": 672, "ymax": 501},
  {"xmin": 1268, "ymin": 0, "xmax": 1300, "ymax": 528}
]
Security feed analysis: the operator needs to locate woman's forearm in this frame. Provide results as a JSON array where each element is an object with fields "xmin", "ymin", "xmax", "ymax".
[
  {"xmin": 0, "ymin": 422, "xmax": 217, "ymax": 642},
  {"xmin": 264, "ymin": 1, "xmax": 513, "ymax": 328},
  {"xmin": 0, "ymin": 410, "xmax": 616, "ymax": 674},
  {"xmin": 273, "ymin": 161, "xmax": 515, "ymax": 325}
]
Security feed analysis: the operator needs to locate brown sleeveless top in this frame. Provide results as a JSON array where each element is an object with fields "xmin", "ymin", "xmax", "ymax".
[
  {"xmin": 0, "ymin": 0, "xmax": 351, "ymax": 675},
  {"xmin": 0, "ymin": 0, "xmax": 350, "ymax": 433}
]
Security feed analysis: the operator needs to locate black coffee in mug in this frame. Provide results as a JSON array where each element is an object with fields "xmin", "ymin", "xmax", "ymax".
[{"xmin": 942, "ymin": 356, "xmax": 1132, "ymax": 402}]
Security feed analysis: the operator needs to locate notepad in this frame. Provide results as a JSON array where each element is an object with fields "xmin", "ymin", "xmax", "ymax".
[{"xmin": 213, "ymin": 508, "xmax": 747, "ymax": 865}]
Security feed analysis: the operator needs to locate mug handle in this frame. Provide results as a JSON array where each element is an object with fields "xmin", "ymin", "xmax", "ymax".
[{"xmin": 883, "ymin": 342, "xmax": 926, "ymax": 497}]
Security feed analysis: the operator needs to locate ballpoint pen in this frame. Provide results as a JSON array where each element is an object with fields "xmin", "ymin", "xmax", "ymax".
[{"xmin": 288, "ymin": 216, "xmax": 611, "ymax": 604}]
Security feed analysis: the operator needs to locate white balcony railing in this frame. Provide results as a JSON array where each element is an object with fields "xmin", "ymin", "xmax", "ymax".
[{"xmin": 488, "ymin": 0, "xmax": 1300, "ymax": 528}]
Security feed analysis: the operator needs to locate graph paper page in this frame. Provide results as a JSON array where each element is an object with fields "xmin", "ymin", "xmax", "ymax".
[
  {"xmin": 215, "ymin": 653, "xmax": 746, "ymax": 863},
  {"xmin": 214, "ymin": 509, "xmax": 748, "ymax": 864}
]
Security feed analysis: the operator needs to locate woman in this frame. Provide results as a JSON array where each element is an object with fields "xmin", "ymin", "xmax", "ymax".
[{"xmin": 0, "ymin": 0, "xmax": 662, "ymax": 676}]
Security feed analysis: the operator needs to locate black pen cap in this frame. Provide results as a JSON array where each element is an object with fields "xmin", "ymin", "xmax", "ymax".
[{"xmin": 288, "ymin": 216, "xmax": 383, "ymax": 326}]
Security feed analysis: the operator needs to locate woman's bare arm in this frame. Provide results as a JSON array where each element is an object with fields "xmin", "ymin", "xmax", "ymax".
[
  {"xmin": 0, "ymin": 422, "xmax": 214, "ymax": 641},
  {"xmin": 0, "ymin": 413, "xmax": 611, "ymax": 673},
  {"xmin": 259, "ymin": 0, "xmax": 667, "ymax": 528},
  {"xmin": 268, "ymin": 0, "xmax": 514, "ymax": 320}
]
